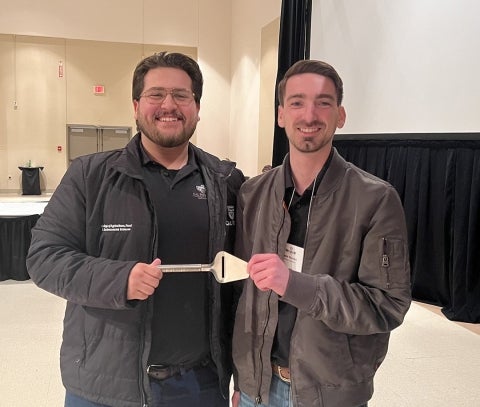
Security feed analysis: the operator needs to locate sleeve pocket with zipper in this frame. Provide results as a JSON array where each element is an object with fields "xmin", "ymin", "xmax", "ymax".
[{"xmin": 378, "ymin": 237, "xmax": 409, "ymax": 289}]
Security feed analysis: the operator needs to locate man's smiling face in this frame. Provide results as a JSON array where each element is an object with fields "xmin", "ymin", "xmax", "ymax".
[
  {"xmin": 134, "ymin": 67, "xmax": 200, "ymax": 148},
  {"xmin": 278, "ymin": 72, "xmax": 345, "ymax": 154}
]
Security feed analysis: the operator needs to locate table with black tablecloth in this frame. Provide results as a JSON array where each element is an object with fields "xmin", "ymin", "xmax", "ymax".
[{"xmin": 0, "ymin": 201, "xmax": 48, "ymax": 281}]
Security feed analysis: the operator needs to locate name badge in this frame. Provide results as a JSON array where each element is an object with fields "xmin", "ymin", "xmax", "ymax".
[{"xmin": 283, "ymin": 243, "xmax": 304, "ymax": 273}]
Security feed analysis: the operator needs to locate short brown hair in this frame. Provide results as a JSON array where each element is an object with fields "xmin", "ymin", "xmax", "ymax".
[
  {"xmin": 132, "ymin": 52, "xmax": 203, "ymax": 104},
  {"xmin": 277, "ymin": 59, "xmax": 343, "ymax": 106}
]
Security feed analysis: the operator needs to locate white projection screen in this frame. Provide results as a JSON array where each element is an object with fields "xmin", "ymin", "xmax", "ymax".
[{"xmin": 310, "ymin": 0, "xmax": 480, "ymax": 135}]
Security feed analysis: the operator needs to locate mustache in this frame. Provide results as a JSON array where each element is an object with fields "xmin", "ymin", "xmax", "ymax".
[
  {"xmin": 295, "ymin": 120, "xmax": 324, "ymax": 127},
  {"xmin": 154, "ymin": 111, "xmax": 185, "ymax": 120}
]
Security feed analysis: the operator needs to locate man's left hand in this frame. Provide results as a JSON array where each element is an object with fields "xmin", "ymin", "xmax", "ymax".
[{"xmin": 248, "ymin": 253, "xmax": 290, "ymax": 296}]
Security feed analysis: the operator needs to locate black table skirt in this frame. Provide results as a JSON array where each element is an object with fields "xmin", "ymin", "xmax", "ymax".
[
  {"xmin": 334, "ymin": 135, "xmax": 480, "ymax": 323},
  {"xmin": 0, "ymin": 215, "xmax": 40, "ymax": 281}
]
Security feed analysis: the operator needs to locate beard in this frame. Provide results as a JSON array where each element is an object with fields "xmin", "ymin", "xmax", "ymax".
[
  {"xmin": 136, "ymin": 115, "xmax": 196, "ymax": 148},
  {"xmin": 290, "ymin": 136, "xmax": 329, "ymax": 153},
  {"xmin": 288, "ymin": 121, "xmax": 333, "ymax": 154}
]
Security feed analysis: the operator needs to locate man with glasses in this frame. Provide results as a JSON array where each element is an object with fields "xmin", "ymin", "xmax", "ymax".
[{"xmin": 27, "ymin": 52, "xmax": 244, "ymax": 407}]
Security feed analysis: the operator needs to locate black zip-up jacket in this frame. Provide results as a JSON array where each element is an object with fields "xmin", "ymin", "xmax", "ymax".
[{"xmin": 27, "ymin": 134, "xmax": 244, "ymax": 407}]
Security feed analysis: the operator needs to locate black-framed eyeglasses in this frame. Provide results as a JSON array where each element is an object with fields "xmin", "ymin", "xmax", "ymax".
[{"xmin": 139, "ymin": 87, "xmax": 196, "ymax": 106}]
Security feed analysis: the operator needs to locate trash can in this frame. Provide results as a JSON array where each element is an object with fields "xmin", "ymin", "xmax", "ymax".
[{"xmin": 18, "ymin": 166, "xmax": 44, "ymax": 195}]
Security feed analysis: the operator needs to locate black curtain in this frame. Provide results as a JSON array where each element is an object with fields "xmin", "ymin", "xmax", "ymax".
[
  {"xmin": 334, "ymin": 136, "xmax": 480, "ymax": 323},
  {"xmin": 272, "ymin": 0, "xmax": 312, "ymax": 167},
  {"xmin": 0, "ymin": 215, "xmax": 40, "ymax": 281}
]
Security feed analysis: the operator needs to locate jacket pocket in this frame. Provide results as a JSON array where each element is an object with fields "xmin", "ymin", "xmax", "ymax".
[
  {"xmin": 378, "ymin": 237, "xmax": 408, "ymax": 289},
  {"xmin": 292, "ymin": 322, "xmax": 354, "ymax": 385}
]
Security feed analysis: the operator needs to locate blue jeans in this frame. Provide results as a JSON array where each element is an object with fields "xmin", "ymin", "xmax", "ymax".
[
  {"xmin": 239, "ymin": 373, "xmax": 368, "ymax": 407},
  {"xmin": 65, "ymin": 364, "xmax": 227, "ymax": 407},
  {"xmin": 239, "ymin": 374, "xmax": 292, "ymax": 407}
]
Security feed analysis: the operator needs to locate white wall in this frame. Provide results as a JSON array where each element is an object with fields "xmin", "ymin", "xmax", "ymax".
[
  {"xmin": 197, "ymin": 0, "xmax": 232, "ymax": 161},
  {"xmin": 311, "ymin": 0, "xmax": 480, "ymax": 134},
  {"xmin": 230, "ymin": 0, "xmax": 281, "ymax": 175},
  {"xmin": 0, "ymin": 0, "xmax": 198, "ymax": 46},
  {"xmin": 0, "ymin": 0, "xmax": 281, "ymax": 182}
]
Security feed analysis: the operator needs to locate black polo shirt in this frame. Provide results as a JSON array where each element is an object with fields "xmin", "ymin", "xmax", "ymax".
[
  {"xmin": 140, "ymin": 143, "xmax": 210, "ymax": 366},
  {"xmin": 271, "ymin": 150, "xmax": 333, "ymax": 367}
]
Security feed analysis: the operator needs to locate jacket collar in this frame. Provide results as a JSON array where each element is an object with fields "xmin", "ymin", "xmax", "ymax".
[
  {"xmin": 283, "ymin": 149, "xmax": 334, "ymax": 194},
  {"xmin": 109, "ymin": 132, "xmax": 238, "ymax": 179},
  {"xmin": 317, "ymin": 148, "xmax": 349, "ymax": 198},
  {"xmin": 276, "ymin": 148, "xmax": 348, "ymax": 201}
]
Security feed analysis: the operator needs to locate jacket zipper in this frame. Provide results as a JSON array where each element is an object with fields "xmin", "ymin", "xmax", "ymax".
[
  {"xmin": 139, "ymin": 301, "xmax": 148, "ymax": 407},
  {"xmin": 255, "ymin": 201, "xmax": 290, "ymax": 405},
  {"xmin": 382, "ymin": 238, "xmax": 391, "ymax": 289},
  {"xmin": 139, "ymin": 188, "xmax": 157, "ymax": 407},
  {"xmin": 254, "ymin": 291, "xmax": 272, "ymax": 405}
]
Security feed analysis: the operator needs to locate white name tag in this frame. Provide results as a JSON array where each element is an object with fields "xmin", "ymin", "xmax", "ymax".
[{"xmin": 283, "ymin": 243, "xmax": 304, "ymax": 273}]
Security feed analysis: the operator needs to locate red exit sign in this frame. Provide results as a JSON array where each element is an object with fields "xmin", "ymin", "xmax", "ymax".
[{"xmin": 93, "ymin": 85, "xmax": 105, "ymax": 95}]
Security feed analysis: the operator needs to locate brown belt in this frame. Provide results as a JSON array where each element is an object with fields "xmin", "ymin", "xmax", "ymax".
[{"xmin": 272, "ymin": 363, "xmax": 290, "ymax": 383}]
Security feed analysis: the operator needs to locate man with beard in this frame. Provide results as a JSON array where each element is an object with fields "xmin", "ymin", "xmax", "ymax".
[
  {"xmin": 27, "ymin": 52, "xmax": 244, "ymax": 407},
  {"xmin": 231, "ymin": 60, "xmax": 411, "ymax": 407}
]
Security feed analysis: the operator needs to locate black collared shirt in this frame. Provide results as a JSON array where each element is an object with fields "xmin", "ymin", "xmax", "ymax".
[
  {"xmin": 139, "ymin": 142, "xmax": 210, "ymax": 366},
  {"xmin": 272, "ymin": 150, "xmax": 333, "ymax": 367}
]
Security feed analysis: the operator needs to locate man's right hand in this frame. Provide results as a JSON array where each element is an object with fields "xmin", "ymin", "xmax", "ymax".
[
  {"xmin": 127, "ymin": 259, "xmax": 163, "ymax": 300},
  {"xmin": 231, "ymin": 390, "xmax": 240, "ymax": 407}
]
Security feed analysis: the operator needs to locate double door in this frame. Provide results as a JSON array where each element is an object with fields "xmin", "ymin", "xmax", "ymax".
[{"xmin": 67, "ymin": 125, "xmax": 132, "ymax": 163}]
